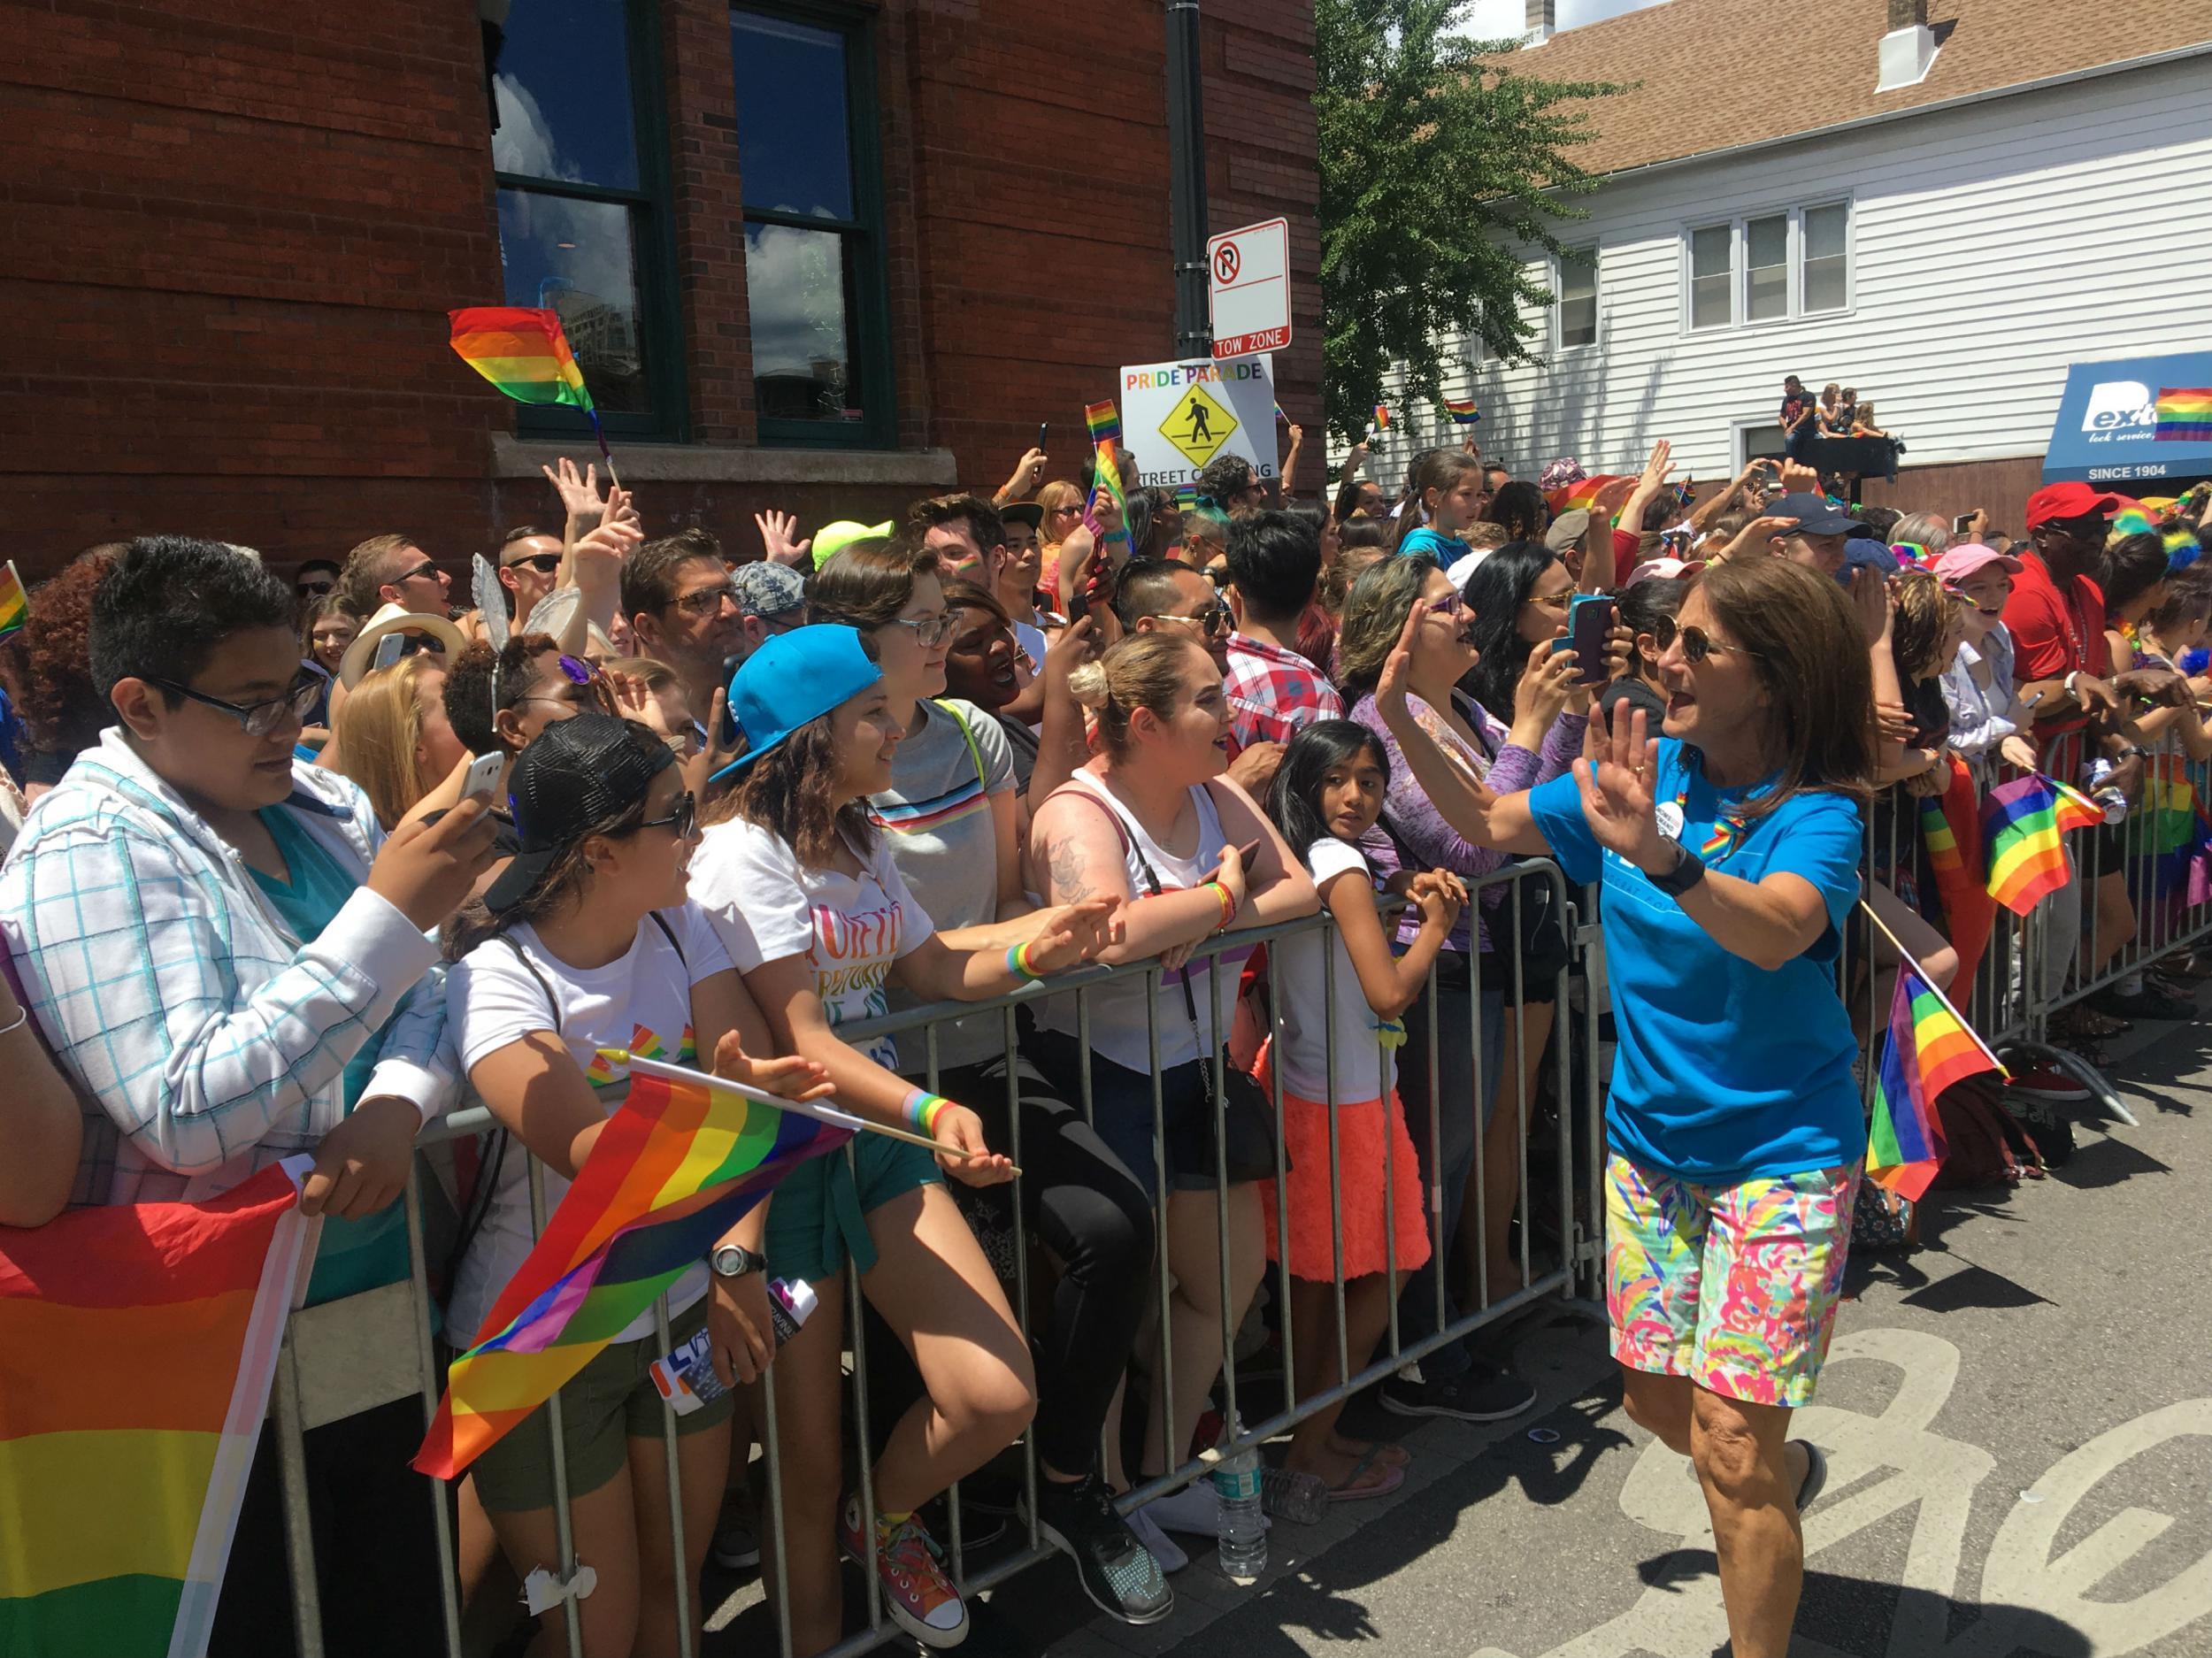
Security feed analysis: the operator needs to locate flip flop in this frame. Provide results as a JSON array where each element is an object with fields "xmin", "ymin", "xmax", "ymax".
[
  {"xmin": 1327, "ymin": 1435, "xmax": 1411, "ymax": 1470},
  {"xmin": 1791, "ymin": 1440, "xmax": 1828, "ymax": 1515},
  {"xmin": 1324, "ymin": 1447, "xmax": 1406, "ymax": 1502}
]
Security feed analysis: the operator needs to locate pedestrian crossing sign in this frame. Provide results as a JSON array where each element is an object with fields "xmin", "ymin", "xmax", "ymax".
[{"xmin": 1160, "ymin": 382, "xmax": 1237, "ymax": 469}]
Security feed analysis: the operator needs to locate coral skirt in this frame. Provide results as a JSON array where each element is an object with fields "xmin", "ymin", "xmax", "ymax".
[{"xmin": 1254, "ymin": 1047, "xmax": 1432, "ymax": 1282}]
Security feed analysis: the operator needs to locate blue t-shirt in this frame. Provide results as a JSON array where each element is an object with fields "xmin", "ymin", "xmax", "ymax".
[
  {"xmin": 1396, "ymin": 526, "xmax": 1468, "ymax": 564},
  {"xmin": 251, "ymin": 806, "xmax": 412, "ymax": 1307},
  {"xmin": 1525, "ymin": 739, "xmax": 1866, "ymax": 1184}
]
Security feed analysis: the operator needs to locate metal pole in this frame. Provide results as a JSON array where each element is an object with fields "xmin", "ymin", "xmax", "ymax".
[{"xmin": 1165, "ymin": 0, "xmax": 1211, "ymax": 358}]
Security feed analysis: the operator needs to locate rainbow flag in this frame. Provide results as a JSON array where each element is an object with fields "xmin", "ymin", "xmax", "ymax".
[
  {"xmin": 1173, "ymin": 485, "xmax": 1199, "ymax": 511},
  {"xmin": 1372, "ymin": 403, "xmax": 1391, "ymax": 430},
  {"xmin": 1084, "ymin": 399, "xmax": 1121, "ymax": 447},
  {"xmin": 1920, "ymin": 756, "xmax": 1994, "ymax": 997},
  {"xmin": 0, "ymin": 560, "xmax": 26, "ymax": 641},
  {"xmin": 1082, "ymin": 401, "xmax": 1125, "ymax": 538},
  {"xmin": 1869, "ymin": 966, "xmax": 1993, "ymax": 1202},
  {"xmin": 448, "ymin": 306, "xmax": 595, "ymax": 412},
  {"xmin": 0, "ymin": 1162, "xmax": 313, "ymax": 1656},
  {"xmin": 2143, "ymin": 752, "xmax": 2212, "ymax": 897},
  {"xmin": 1444, "ymin": 399, "xmax": 1481, "ymax": 426},
  {"xmin": 1982, "ymin": 772, "xmax": 2105, "ymax": 915},
  {"xmin": 2154, "ymin": 387, "xmax": 2212, "ymax": 442},
  {"xmin": 415, "ymin": 1060, "xmax": 853, "ymax": 1478}
]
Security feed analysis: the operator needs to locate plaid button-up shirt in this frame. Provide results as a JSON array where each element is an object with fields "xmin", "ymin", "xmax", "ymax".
[
  {"xmin": 0, "ymin": 730, "xmax": 457, "ymax": 1206},
  {"xmin": 1223, "ymin": 633, "xmax": 1345, "ymax": 752}
]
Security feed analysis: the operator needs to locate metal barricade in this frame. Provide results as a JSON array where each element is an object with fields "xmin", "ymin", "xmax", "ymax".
[{"xmin": 265, "ymin": 860, "xmax": 1600, "ymax": 1658}]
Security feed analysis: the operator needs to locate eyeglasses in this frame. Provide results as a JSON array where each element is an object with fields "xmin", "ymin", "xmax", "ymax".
[
  {"xmin": 884, "ymin": 611, "xmax": 958, "ymax": 649},
  {"xmin": 393, "ymin": 560, "xmax": 444, "ymax": 588},
  {"xmin": 635, "ymin": 790, "xmax": 697, "ymax": 840},
  {"xmin": 146, "ymin": 672, "xmax": 324, "ymax": 737},
  {"xmin": 1653, "ymin": 616, "xmax": 1756, "ymax": 664},
  {"xmin": 1425, "ymin": 593, "xmax": 1468, "ymax": 619},
  {"xmin": 296, "ymin": 579, "xmax": 334, "ymax": 597},
  {"xmin": 669, "ymin": 584, "xmax": 740, "ymax": 618},
  {"xmin": 1529, "ymin": 589, "xmax": 1573, "ymax": 612},
  {"xmin": 1147, "ymin": 602, "xmax": 1234, "ymax": 634},
  {"xmin": 503, "ymin": 553, "xmax": 564, "ymax": 576}
]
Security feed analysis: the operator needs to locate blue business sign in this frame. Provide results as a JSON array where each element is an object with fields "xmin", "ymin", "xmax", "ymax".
[{"xmin": 2043, "ymin": 351, "xmax": 2212, "ymax": 485}]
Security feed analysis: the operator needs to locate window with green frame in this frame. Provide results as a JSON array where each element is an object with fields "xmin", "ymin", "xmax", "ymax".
[
  {"xmin": 487, "ymin": 0, "xmax": 684, "ymax": 440},
  {"xmin": 731, "ymin": 4, "xmax": 896, "ymax": 448}
]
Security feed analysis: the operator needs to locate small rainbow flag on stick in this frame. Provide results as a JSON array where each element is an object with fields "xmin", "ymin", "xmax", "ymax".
[
  {"xmin": 1084, "ymin": 400, "xmax": 1121, "ymax": 447},
  {"xmin": 0, "ymin": 560, "xmax": 27, "ymax": 641},
  {"xmin": 0, "ymin": 1162, "xmax": 315, "ymax": 1657},
  {"xmin": 1444, "ymin": 399, "xmax": 1481, "ymax": 426},
  {"xmin": 2154, "ymin": 387, "xmax": 2212, "ymax": 443},
  {"xmin": 1371, "ymin": 403, "xmax": 1391, "ymax": 431},
  {"xmin": 449, "ymin": 305, "xmax": 615, "ymax": 475},
  {"xmin": 1981, "ymin": 772, "xmax": 2105, "ymax": 915},
  {"xmin": 415, "ymin": 1058, "xmax": 855, "ymax": 1479},
  {"xmin": 1081, "ymin": 400, "xmax": 1125, "ymax": 538}
]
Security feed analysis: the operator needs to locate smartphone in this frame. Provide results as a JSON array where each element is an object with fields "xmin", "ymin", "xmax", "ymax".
[
  {"xmin": 373, "ymin": 632, "xmax": 406, "ymax": 672},
  {"xmin": 460, "ymin": 750, "xmax": 505, "ymax": 804},
  {"xmin": 1037, "ymin": 422, "xmax": 1049, "ymax": 456},
  {"xmin": 1953, "ymin": 513, "xmax": 1976, "ymax": 535},
  {"xmin": 1553, "ymin": 594, "xmax": 1616, "ymax": 687}
]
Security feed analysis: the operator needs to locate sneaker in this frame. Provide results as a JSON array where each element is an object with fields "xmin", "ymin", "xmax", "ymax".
[
  {"xmin": 2097, "ymin": 986, "xmax": 2195, "ymax": 1022},
  {"xmin": 2007, "ymin": 1063, "xmax": 2091, "ymax": 1105},
  {"xmin": 1126, "ymin": 1505, "xmax": 1188, "ymax": 1574},
  {"xmin": 1025, "ymin": 1474, "xmax": 1174, "ymax": 1625},
  {"xmin": 839, "ymin": 1498, "xmax": 968, "ymax": 1649},
  {"xmin": 710, "ymin": 1510, "xmax": 761, "ymax": 1571},
  {"xmin": 1380, "ymin": 1356, "xmax": 1538, "ymax": 1423}
]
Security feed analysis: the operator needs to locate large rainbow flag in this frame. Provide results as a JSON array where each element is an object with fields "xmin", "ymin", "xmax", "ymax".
[
  {"xmin": 0, "ymin": 560, "xmax": 26, "ymax": 641},
  {"xmin": 1869, "ymin": 965, "xmax": 1996, "ymax": 1201},
  {"xmin": 0, "ymin": 1162, "xmax": 314, "ymax": 1656},
  {"xmin": 1920, "ymin": 756, "xmax": 1994, "ymax": 997},
  {"xmin": 2154, "ymin": 387, "xmax": 2212, "ymax": 443},
  {"xmin": 2143, "ymin": 752, "xmax": 2212, "ymax": 898},
  {"xmin": 1982, "ymin": 772, "xmax": 2105, "ymax": 915},
  {"xmin": 415, "ymin": 1059, "xmax": 854, "ymax": 1478},
  {"xmin": 448, "ymin": 306, "xmax": 595, "ymax": 413}
]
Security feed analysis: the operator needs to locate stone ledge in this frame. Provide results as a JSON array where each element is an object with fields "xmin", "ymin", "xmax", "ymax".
[{"xmin": 489, "ymin": 435, "xmax": 958, "ymax": 488}]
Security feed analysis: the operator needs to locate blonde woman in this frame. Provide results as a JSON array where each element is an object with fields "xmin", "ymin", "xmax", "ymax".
[
  {"xmin": 1037, "ymin": 480, "xmax": 1087, "ymax": 608},
  {"xmin": 331, "ymin": 655, "xmax": 470, "ymax": 828}
]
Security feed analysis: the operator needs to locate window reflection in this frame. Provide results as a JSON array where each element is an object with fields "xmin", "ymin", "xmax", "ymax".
[
  {"xmin": 497, "ymin": 190, "xmax": 651, "ymax": 414},
  {"xmin": 489, "ymin": 0, "xmax": 639, "ymax": 190},
  {"xmin": 732, "ymin": 12, "xmax": 855, "ymax": 219},
  {"xmin": 745, "ymin": 223, "xmax": 859, "ymax": 422}
]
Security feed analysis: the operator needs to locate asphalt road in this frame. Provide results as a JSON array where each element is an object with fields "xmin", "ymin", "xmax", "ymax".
[{"xmin": 705, "ymin": 1011, "xmax": 2212, "ymax": 1658}]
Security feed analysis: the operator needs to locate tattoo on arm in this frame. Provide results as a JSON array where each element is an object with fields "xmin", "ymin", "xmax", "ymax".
[{"xmin": 1045, "ymin": 834, "xmax": 1094, "ymax": 902}]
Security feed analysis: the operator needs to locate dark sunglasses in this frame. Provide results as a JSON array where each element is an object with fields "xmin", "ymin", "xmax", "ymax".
[
  {"xmin": 147, "ymin": 672, "xmax": 324, "ymax": 737},
  {"xmin": 1652, "ymin": 616, "xmax": 1755, "ymax": 664},
  {"xmin": 394, "ymin": 560, "xmax": 444, "ymax": 587},
  {"xmin": 635, "ymin": 790, "xmax": 697, "ymax": 840},
  {"xmin": 503, "ymin": 552, "xmax": 564, "ymax": 575},
  {"xmin": 296, "ymin": 579, "xmax": 334, "ymax": 597}
]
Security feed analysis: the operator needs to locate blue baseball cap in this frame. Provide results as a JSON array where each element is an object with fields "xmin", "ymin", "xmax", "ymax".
[{"xmin": 712, "ymin": 625, "xmax": 881, "ymax": 784}]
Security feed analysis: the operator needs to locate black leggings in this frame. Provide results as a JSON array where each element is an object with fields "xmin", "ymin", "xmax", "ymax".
[{"xmin": 939, "ymin": 1053, "xmax": 1156, "ymax": 1478}]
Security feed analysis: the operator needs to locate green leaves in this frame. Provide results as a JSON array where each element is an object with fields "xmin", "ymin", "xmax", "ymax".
[{"xmin": 1316, "ymin": 0, "xmax": 1619, "ymax": 443}]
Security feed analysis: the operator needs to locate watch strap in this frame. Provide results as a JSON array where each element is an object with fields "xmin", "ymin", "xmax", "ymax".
[{"xmin": 1648, "ymin": 841, "xmax": 1708, "ymax": 897}]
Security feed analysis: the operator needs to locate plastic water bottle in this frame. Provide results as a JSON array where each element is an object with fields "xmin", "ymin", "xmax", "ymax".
[
  {"xmin": 767, "ymin": 1277, "xmax": 818, "ymax": 1346},
  {"xmin": 1213, "ymin": 1422, "xmax": 1266, "ymax": 1582},
  {"xmin": 2080, "ymin": 758, "xmax": 2130, "ymax": 826}
]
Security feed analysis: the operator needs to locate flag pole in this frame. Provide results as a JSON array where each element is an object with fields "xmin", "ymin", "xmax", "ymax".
[
  {"xmin": 611, "ymin": 1050, "xmax": 1022, "ymax": 1176},
  {"xmin": 1855, "ymin": 898, "xmax": 2008, "ymax": 1076},
  {"xmin": 587, "ymin": 409, "xmax": 622, "ymax": 494}
]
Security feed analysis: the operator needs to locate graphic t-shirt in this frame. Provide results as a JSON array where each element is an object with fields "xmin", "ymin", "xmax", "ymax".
[
  {"xmin": 1526, "ymin": 740, "xmax": 1866, "ymax": 1183},
  {"xmin": 1272, "ymin": 838, "xmax": 1396, "ymax": 1102},
  {"xmin": 690, "ymin": 818, "xmax": 935, "ymax": 1071},
  {"xmin": 444, "ymin": 903, "xmax": 732, "ymax": 1344}
]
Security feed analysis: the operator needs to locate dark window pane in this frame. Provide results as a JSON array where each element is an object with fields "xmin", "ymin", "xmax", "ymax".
[
  {"xmin": 745, "ymin": 220, "xmax": 863, "ymax": 421},
  {"xmin": 1558, "ymin": 248, "xmax": 1596, "ymax": 349},
  {"xmin": 1745, "ymin": 214, "xmax": 1787, "ymax": 321},
  {"xmin": 1802, "ymin": 203, "xmax": 1848, "ymax": 313},
  {"xmin": 732, "ymin": 12, "xmax": 855, "ymax": 219},
  {"xmin": 497, "ymin": 188, "xmax": 652, "ymax": 414},
  {"xmin": 489, "ymin": 0, "xmax": 639, "ymax": 189}
]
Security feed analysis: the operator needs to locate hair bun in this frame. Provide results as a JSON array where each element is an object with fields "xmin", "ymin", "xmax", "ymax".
[{"xmin": 1065, "ymin": 659, "xmax": 1111, "ymax": 711}]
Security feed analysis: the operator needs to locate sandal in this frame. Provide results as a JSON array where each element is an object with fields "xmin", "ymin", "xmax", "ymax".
[
  {"xmin": 1327, "ymin": 1435, "xmax": 1411, "ymax": 1470},
  {"xmin": 1323, "ymin": 1447, "xmax": 1405, "ymax": 1502},
  {"xmin": 1791, "ymin": 1440, "xmax": 1828, "ymax": 1515}
]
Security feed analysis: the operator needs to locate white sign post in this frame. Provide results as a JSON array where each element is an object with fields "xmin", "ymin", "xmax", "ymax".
[
  {"xmin": 1119, "ymin": 355, "xmax": 1279, "ymax": 492},
  {"xmin": 1206, "ymin": 219, "xmax": 1292, "ymax": 361}
]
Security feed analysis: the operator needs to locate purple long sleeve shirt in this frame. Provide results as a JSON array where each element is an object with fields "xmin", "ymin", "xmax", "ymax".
[{"xmin": 1350, "ymin": 690, "xmax": 1585, "ymax": 955}]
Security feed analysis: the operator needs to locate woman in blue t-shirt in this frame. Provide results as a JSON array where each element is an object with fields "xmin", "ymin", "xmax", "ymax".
[{"xmin": 1373, "ymin": 555, "xmax": 1875, "ymax": 1658}]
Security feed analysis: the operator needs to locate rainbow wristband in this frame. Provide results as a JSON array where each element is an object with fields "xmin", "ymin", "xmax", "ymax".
[
  {"xmin": 1202, "ymin": 879, "xmax": 1237, "ymax": 933},
  {"xmin": 902, "ymin": 1089, "xmax": 951, "ymax": 1136},
  {"xmin": 1006, "ymin": 940, "xmax": 1041, "ymax": 981}
]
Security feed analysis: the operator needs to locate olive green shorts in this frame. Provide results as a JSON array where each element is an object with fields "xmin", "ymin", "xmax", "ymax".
[{"xmin": 472, "ymin": 1296, "xmax": 733, "ymax": 1514}]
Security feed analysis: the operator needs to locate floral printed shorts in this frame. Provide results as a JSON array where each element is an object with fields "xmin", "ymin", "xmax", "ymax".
[{"xmin": 1604, "ymin": 1152, "xmax": 1860, "ymax": 1409}]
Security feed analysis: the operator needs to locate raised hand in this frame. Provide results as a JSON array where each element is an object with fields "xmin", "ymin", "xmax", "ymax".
[
  {"xmin": 1517, "ymin": 630, "xmax": 1583, "ymax": 726},
  {"xmin": 541, "ymin": 457, "xmax": 607, "ymax": 526},
  {"xmin": 365, "ymin": 797, "xmax": 500, "ymax": 931},
  {"xmin": 1004, "ymin": 448, "xmax": 1048, "ymax": 499},
  {"xmin": 1572, "ymin": 699, "xmax": 1665, "ymax": 871},
  {"xmin": 755, "ymin": 509, "xmax": 811, "ymax": 568},
  {"xmin": 1847, "ymin": 564, "xmax": 1894, "ymax": 645},
  {"xmin": 1638, "ymin": 438, "xmax": 1674, "ymax": 495},
  {"xmin": 1778, "ymin": 457, "xmax": 1820, "ymax": 495},
  {"xmin": 1374, "ymin": 599, "xmax": 1425, "ymax": 727},
  {"xmin": 1722, "ymin": 514, "xmax": 1801, "ymax": 562}
]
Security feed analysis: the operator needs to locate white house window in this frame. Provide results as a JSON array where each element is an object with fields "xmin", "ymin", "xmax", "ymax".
[
  {"xmin": 1556, "ymin": 246, "xmax": 1597, "ymax": 349},
  {"xmin": 1683, "ymin": 202, "xmax": 1851, "ymax": 332}
]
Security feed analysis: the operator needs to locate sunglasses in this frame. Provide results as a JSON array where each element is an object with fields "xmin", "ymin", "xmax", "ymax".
[
  {"xmin": 296, "ymin": 579, "xmax": 334, "ymax": 597},
  {"xmin": 1147, "ymin": 601, "xmax": 1233, "ymax": 634},
  {"xmin": 670, "ymin": 584, "xmax": 739, "ymax": 618},
  {"xmin": 503, "ymin": 552, "xmax": 564, "ymax": 575},
  {"xmin": 394, "ymin": 560, "xmax": 444, "ymax": 588},
  {"xmin": 147, "ymin": 672, "xmax": 324, "ymax": 738},
  {"xmin": 1652, "ymin": 616, "xmax": 1755, "ymax": 664},
  {"xmin": 635, "ymin": 790, "xmax": 697, "ymax": 840}
]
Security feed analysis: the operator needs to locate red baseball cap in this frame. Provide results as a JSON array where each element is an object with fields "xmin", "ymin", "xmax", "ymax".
[{"xmin": 2024, "ymin": 481, "xmax": 2125, "ymax": 529}]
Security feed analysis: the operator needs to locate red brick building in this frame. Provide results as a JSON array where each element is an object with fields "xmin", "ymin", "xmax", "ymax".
[{"xmin": 10, "ymin": 0, "xmax": 1322, "ymax": 579}]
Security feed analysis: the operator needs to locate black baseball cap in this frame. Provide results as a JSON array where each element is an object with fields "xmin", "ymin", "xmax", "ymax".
[
  {"xmin": 1770, "ymin": 492, "xmax": 1866, "ymax": 538},
  {"xmin": 486, "ymin": 713, "xmax": 674, "ymax": 913}
]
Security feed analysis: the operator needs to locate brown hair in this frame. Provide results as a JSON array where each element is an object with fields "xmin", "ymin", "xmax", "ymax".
[
  {"xmin": 1694, "ymin": 557, "xmax": 1874, "ymax": 822},
  {"xmin": 332, "ymin": 655, "xmax": 442, "ymax": 828},
  {"xmin": 620, "ymin": 528, "xmax": 724, "ymax": 622},
  {"xmin": 340, "ymin": 533, "xmax": 415, "ymax": 619},
  {"xmin": 2, "ymin": 544, "xmax": 124, "ymax": 758},
  {"xmin": 1066, "ymin": 632, "xmax": 1212, "ymax": 761},
  {"xmin": 298, "ymin": 592, "xmax": 357, "ymax": 659},
  {"xmin": 904, "ymin": 493, "xmax": 1004, "ymax": 558},
  {"xmin": 702, "ymin": 632, "xmax": 885, "ymax": 868},
  {"xmin": 942, "ymin": 578, "xmax": 1011, "ymax": 628},
  {"xmin": 1334, "ymin": 552, "xmax": 1437, "ymax": 701},
  {"xmin": 1391, "ymin": 449, "xmax": 1487, "ymax": 553},
  {"xmin": 1889, "ymin": 568, "xmax": 1959, "ymax": 681},
  {"xmin": 806, "ymin": 536, "xmax": 941, "ymax": 631}
]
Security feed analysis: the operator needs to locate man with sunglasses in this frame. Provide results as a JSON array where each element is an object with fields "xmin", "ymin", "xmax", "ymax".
[
  {"xmin": 622, "ymin": 528, "xmax": 748, "ymax": 743},
  {"xmin": 341, "ymin": 531, "xmax": 453, "ymax": 621},
  {"xmin": 294, "ymin": 557, "xmax": 341, "ymax": 603},
  {"xmin": 495, "ymin": 524, "xmax": 566, "ymax": 624}
]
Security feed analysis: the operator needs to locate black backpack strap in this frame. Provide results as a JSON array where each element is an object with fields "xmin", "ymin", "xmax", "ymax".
[{"xmin": 649, "ymin": 909, "xmax": 685, "ymax": 965}]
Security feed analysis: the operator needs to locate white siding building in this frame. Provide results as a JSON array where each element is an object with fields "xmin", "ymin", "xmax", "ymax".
[{"xmin": 1369, "ymin": 0, "xmax": 2212, "ymax": 525}]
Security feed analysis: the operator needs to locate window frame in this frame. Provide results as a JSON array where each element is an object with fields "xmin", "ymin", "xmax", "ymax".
[
  {"xmin": 490, "ymin": 0, "xmax": 688, "ymax": 442},
  {"xmin": 1678, "ymin": 198, "xmax": 1854, "ymax": 335},
  {"xmin": 735, "ymin": 0, "xmax": 898, "ymax": 450},
  {"xmin": 1551, "ymin": 242, "xmax": 1600, "ymax": 355}
]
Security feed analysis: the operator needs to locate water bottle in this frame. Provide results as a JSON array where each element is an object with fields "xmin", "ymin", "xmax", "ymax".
[
  {"xmin": 2079, "ymin": 758, "xmax": 2130, "ymax": 826},
  {"xmin": 1212, "ymin": 1420, "xmax": 1266, "ymax": 1582},
  {"xmin": 767, "ymin": 1276, "xmax": 818, "ymax": 1346}
]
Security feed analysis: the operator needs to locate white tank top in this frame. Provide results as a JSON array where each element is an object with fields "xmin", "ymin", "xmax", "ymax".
[{"xmin": 1034, "ymin": 769, "xmax": 1250, "ymax": 1073}]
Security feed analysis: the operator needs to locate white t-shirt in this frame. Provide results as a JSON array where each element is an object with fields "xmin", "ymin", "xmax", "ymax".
[
  {"xmin": 445, "ymin": 905, "xmax": 733, "ymax": 1346},
  {"xmin": 689, "ymin": 817, "xmax": 936, "ymax": 1071},
  {"xmin": 1271, "ymin": 839, "xmax": 1394, "ymax": 1102}
]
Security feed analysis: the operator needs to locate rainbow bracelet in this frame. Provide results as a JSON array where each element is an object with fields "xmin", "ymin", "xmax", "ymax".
[
  {"xmin": 1202, "ymin": 879, "xmax": 1237, "ymax": 933},
  {"xmin": 1005, "ymin": 940, "xmax": 1041, "ymax": 981},
  {"xmin": 902, "ymin": 1089, "xmax": 951, "ymax": 1136}
]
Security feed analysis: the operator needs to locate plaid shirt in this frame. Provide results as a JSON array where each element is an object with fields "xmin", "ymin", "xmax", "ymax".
[
  {"xmin": 0, "ymin": 730, "xmax": 457, "ymax": 1206},
  {"xmin": 1223, "ymin": 633, "xmax": 1345, "ymax": 751}
]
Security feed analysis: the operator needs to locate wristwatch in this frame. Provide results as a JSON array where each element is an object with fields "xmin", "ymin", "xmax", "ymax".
[
  {"xmin": 1647, "ymin": 839, "xmax": 1708, "ymax": 897},
  {"xmin": 710, "ymin": 1243, "xmax": 767, "ymax": 1280}
]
